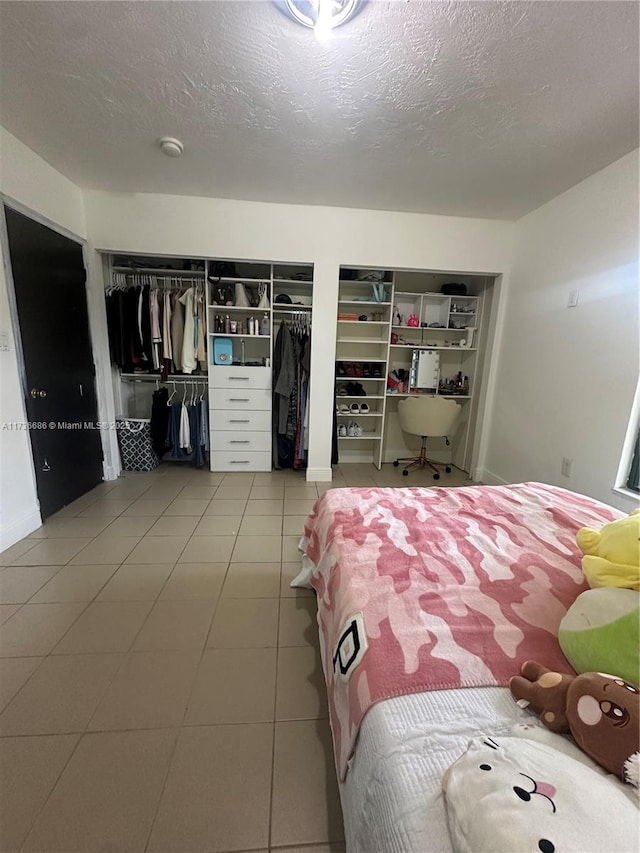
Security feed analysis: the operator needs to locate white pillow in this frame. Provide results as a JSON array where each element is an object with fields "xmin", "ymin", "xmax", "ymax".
[{"xmin": 442, "ymin": 736, "xmax": 639, "ymax": 853}]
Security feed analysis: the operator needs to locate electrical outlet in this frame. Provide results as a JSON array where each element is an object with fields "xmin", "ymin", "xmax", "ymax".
[
  {"xmin": 561, "ymin": 457, "xmax": 572, "ymax": 478},
  {"xmin": 567, "ymin": 289, "xmax": 580, "ymax": 308}
]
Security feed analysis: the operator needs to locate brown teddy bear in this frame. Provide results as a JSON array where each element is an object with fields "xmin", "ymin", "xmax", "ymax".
[{"xmin": 509, "ymin": 661, "xmax": 640, "ymax": 786}]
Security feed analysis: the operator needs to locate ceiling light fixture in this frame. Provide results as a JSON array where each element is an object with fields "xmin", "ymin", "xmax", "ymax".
[
  {"xmin": 158, "ymin": 137, "xmax": 184, "ymax": 158},
  {"xmin": 279, "ymin": 0, "xmax": 364, "ymax": 39}
]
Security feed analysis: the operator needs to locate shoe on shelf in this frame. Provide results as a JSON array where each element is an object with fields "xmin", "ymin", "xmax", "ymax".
[
  {"xmin": 350, "ymin": 402, "xmax": 360, "ymax": 413},
  {"xmin": 355, "ymin": 422, "xmax": 364, "ymax": 437},
  {"xmin": 339, "ymin": 404, "xmax": 350, "ymax": 413},
  {"xmin": 363, "ymin": 363, "xmax": 371, "ymax": 378},
  {"xmin": 337, "ymin": 385, "xmax": 348, "ymax": 396},
  {"xmin": 372, "ymin": 364, "xmax": 382, "ymax": 378},
  {"xmin": 352, "ymin": 382, "xmax": 366, "ymax": 396},
  {"xmin": 360, "ymin": 403, "xmax": 370, "ymax": 414},
  {"xmin": 354, "ymin": 363, "xmax": 364, "ymax": 377},
  {"xmin": 347, "ymin": 421, "xmax": 356, "ymax": 437},
  {"xmin": 337, "ymin": 362, "xmax": 346, "ymax": 376},
  {"xmin": 338, "ymin": 423, "xmax": 347, "ymax": 437},
  {"xmin": 346, "ymin": 363, "xmax": 356, "ymax": 377}
]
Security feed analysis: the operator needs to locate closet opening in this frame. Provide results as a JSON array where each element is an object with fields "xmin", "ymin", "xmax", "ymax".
[
  {"xmin": 102, "ymin": 253, "xmax": 314, "ymax": 475},
  {"xmin": 333, "ymin": 266, "xmax": 498, "ymax": 480}
]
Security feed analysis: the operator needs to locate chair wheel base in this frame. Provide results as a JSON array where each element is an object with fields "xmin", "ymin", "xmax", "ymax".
[
  {"xmin": 402, "ymin": 469, "xmax": 409, "ymax": 476},
  {"xmin": 445, "ymin": 466, "xmax": 452, "ymax": 473},
  {"xmin": 433, "ymin": 473, "xmax": 440, "ymax": 480},
  {"xmin": 393, "ymin": 460, "xmax": 399, "ymax": 467}
]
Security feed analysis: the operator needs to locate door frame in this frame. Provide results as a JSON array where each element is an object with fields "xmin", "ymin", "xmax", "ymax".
[{"xmin": 0, "ymin": 195, "xmax": 111, "ymax": 518}]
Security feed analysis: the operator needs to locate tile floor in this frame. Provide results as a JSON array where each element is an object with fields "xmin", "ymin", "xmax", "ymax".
[{"xmin": 0, "ymin": 462, "xmax": 473, "ymax": 853}]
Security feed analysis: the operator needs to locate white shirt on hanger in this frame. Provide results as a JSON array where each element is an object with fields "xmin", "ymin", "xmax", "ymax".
[{"xmin": 179, "ymin": 288, "xmax": 197, "ymax": 374}]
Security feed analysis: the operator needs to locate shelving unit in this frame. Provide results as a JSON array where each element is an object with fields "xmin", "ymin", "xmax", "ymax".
[
  {"xmin": 333, "ymin": 269, "xmax": 489, "ymax": 474},
  {"xmin": 207, "ymin": 261, "xmax": 314, "ymax": 472},
  {"xmin": 335, "ymin": 270, "xmax": 394, "ymax": 468}
]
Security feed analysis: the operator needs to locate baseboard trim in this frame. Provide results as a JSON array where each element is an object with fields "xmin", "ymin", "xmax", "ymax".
[
  {"xmin": 474, "ymin": 467, "xmax": 509, "ymax": 486},
  {"xmin": 306, "ymin": 467, "xmax": 333, "ymax": 482},
  {"xmin": 0, "ymin": 508, "xmax": 42, "ymax": 552}
]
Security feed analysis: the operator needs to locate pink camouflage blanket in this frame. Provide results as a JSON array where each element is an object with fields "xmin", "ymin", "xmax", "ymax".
[{"xmin": 301, "ymin": 482, "xmax": 621, "ymax": 780}]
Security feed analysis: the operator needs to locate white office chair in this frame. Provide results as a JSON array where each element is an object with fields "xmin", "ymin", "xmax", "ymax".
[{"xmin": 394, "ymin": 396, "xmax": 461, "ymax": 480}]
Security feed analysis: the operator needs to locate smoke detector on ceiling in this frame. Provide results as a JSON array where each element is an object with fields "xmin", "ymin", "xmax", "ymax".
[{"xmin": 158, "ymin": 137, "xmax": 184, "ymax": 158}]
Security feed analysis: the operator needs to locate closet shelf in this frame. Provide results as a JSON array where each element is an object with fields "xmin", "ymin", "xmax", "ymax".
[
  {"xmin": 335, "ymin": 376, "xmax": 385, "ymax": 382},
  {"xmin": 338, "ymin": 433, "xmax": 383, "ymax": 440},
  {"xmin": 337, "ymin": 337, "xmax": 388, "ymax": 344},
  {"xmin": 391, "ymin": 324, "xmax": 466, "ymax": 331},
  {"xmin": 209, "ymin": 332, "xmax": 270, "ymax": 339},
  {"xmin": 208, "ymin": 305, "xmax": 270, "ymax": 313},
  {"xmin": 113, "ymin": 266, "xmax": 204, "ymax": 277},
  {"xmin": 208, "ymin": 276, "xmax": 270, "ymax": 283},
  {"xmin": 338, "ymin": 299, "xmax": 391, "ymax": 306},
  {"xmin": 273, "ymin": 278, "xmax": 313, "ymax": 285},
  {"xmin": 335, "ymin": 394, "xmax": 384, "ymax": 400},
  {"xmin": 273, "ymin": 304, "xmax": 312, "ymax": 312},
  {"xmin": 337, "ymin": 357, "xmax": 387, "ymax": 363},
  {"xmin": 389, "ymin": 344, "xmax": 477, "ymax": 352},
  {"xmin": 386, "ymin": 393, "xmax": 472, "ymax": 400},
  {"xmin": 337, "ymin": 413, "xmax": 383, "ymax": 418},
  {"xmin": 337, "ymin": 319, "xmax": 388, "ymax": 325}
]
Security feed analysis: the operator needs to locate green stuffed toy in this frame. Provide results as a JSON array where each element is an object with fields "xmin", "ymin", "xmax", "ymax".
[
  {"xmin": 559, "ymin": 588, "xmax": 639, "ymax": 686},
  {"xmin": 576, "ymin": 509, "xmax": 640, "ymax": 590}
]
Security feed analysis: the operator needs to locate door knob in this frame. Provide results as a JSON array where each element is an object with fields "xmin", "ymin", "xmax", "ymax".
[{"xmin": 30, "ymin": 388, "xmax": 47, "ymax": 398}]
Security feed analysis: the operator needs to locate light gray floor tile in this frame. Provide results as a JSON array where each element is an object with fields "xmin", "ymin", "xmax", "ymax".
[
  {"xmin": 22, "ymin": 729, "xmax": 176, "ymax": 853},
  {"xmin": 89, "ymin": 650, "xmax": 200, "ymax": 731},
  {"xmin": 0, "ymin": 653, "xmax": 122, "ymax": 735},
  {"xmin": 147, "ymin": 724, "xmax": 272, "ymax": 853},
  {"xmin": 0, "ymin": 734, "xmax": 79, "ymax": 853}
]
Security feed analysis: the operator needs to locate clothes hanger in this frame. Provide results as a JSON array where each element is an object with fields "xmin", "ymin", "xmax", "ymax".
[{"xmin": 167, "ymin": 381, "xmax": 177, "ymax": 406}]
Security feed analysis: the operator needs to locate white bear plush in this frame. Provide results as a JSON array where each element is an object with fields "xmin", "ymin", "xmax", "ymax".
[{"xmin": 442, "ymin": 736, "xmax": 639, "ymax": 853}]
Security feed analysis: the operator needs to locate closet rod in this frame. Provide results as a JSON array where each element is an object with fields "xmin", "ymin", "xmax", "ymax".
[{"xmin": 109, "ymin": 272, "xmax": 204, "ymax": 290}]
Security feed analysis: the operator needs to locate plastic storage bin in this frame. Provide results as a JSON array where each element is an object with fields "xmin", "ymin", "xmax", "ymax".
[{"xmin": 115, "ymin": 417, "xmax": 160, "ymax": 471}]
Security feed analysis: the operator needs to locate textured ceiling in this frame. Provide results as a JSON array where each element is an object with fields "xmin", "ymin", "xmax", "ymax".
[{"xmin": 0, "ymin": 0, "xmax": 637, "ymax": 219}]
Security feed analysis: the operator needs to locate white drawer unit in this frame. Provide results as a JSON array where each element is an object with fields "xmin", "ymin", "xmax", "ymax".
[
  {"xmin": 209, "ymin": 364, "xmax": 272, "ymax": 471},
  {"xmin": 211, "ymin": 431, "xmax": 271, "ymax": 452},
  {"xmin": 209, "ymin": 410, "xmax": 271, "ymax": 432},
  {"xmin": 209, "ymin": 388, "xmax": 271, "ymax": 412},
  {"xmin": 209, "ymin": 366, "xmax": 271, "ymax": 390},
  {"xmin": 210, "ymin": 450, "xmax": 272, "ymax": 472}
]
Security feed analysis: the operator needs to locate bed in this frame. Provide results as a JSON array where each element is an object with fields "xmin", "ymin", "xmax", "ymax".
[{"xmin": 294, "ymin": 482, "xmax": 631, "ymax": 852}]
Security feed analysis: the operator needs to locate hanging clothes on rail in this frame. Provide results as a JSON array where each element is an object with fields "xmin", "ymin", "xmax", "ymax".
[
  {"xmin": 272, "ymin": 315, "xmax": 312, "ymax": 470},
  {"xmin": 150, "ymin": 386, "xmax": 170, "ymax": 459},
  {"xmin": 179, "ymin": 288, "xmax": 197, "ymax": 374},
  {"xmin": 171, "ymin": 293, "xmax": 184, "ymax": 372},
  {"xmin": 105, "ymin": 273, "xmax": 206, "ymax": 376}
]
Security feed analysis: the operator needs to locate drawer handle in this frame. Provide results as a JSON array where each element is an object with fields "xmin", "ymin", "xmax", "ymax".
[
  {"xmin": 228, "ymin": 376, "xmax": 249, "ymax": 380},
  {"xmin": 228, "ymin": 419, "xmax": 250, "ymax": 423},
  {"xmin": 229, "ymin": 440, "xmax": 250, "ymax": 444},
  {"xmin": 229, "ymin": 460, "xmax": 250, "ymax": 464},
  {"xmin": 228, "ymin": 398, "xmax": 250, "ymax": 402}
]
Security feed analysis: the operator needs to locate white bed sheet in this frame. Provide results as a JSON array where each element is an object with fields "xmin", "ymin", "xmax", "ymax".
[{"xmin": 339, "ymin": 686, "xmax": 524, "ymax": 853}]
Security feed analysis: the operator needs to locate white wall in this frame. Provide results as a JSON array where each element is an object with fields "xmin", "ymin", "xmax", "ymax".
[
  {"xmin": 0, "ymin": 128, "xmax": 88, "ymax": 547},
  {"xmin": 84, "ymin": 191, "xmax": 515, "ymax": 479},
  {"xmin": 482, "ymin": 150, "xmax": 639, "ymax": 510}
]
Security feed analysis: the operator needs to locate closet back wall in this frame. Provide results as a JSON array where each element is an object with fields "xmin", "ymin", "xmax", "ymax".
[{"xmin": 85, "ymin": 191, "xmax": 515, "ymax": 480}]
